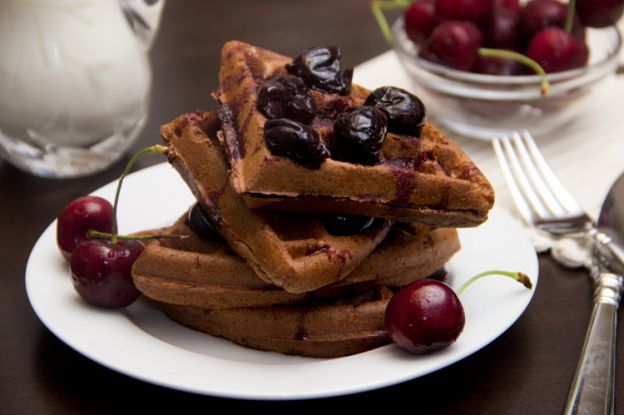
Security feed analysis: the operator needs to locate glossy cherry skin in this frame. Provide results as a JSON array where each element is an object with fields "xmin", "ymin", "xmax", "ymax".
[
  {"xmin": 519, "ymin": 0, "xmax": 585, "ymax": 41},
  {"xmin": 264, "ymin": 118, "xmax": 330, "ymax": 169},
  {"xmin": 385, "ymin": 279, "xmax": 465, "ymax": 354},
  {"xmin": 484, "ymin": 6, "xmax": 520, "ymax": 49},
  {"xmin": 187, "ymin": 203, "xmax": 223, "ymax": 242},
  {"xmin": 257, "ymin": 75, "xmax": 315, "ymax": 124},
  {"xmin": 286, "ymin": 46, "xmax": 353, "ymax": 95},
  {"xmin": 435, "ymin": 0, "xmax": 493, "ymax": 27},
  {"xmin": 576, "ymin": 0, "xmax": 624, "ymax": 28},
  {"xmin": 526, "ymin": 28, "xmax": 589, "ymax": 73},
  {"xmin": 70, "ymin": 239, "xmax": 143, "ymax": 308},
  {"xmin": 333, "ymin": 107, "xmax": 388, "ymax": 165},
  {"xmin": 404, "ymin": 0, "xmax": 437, "ymax": 45},
  {"xmin": 57, "ymin": 196, "xmax": 113, "ymax": 261},
  {"xmin": 419, "ymin": 20, "xmax": 483, "ymax": 71},
  {"xmin": 364, "ymin": 86, "xmax": 426, "ymax": 135},
  {"xmin": 322, "ymin": 215, "xmax": 375, "ymax": 236}
]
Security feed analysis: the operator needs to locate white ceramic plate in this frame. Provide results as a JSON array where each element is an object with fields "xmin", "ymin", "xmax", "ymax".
[{"xmin": 26, "ymin": 162, "xmax": 539, "ymax": 400}]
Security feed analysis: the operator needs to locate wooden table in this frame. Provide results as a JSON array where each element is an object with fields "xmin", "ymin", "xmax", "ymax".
[{"xmin": 2, "ymin": 1, "xmax": 622, "ymax": 413}]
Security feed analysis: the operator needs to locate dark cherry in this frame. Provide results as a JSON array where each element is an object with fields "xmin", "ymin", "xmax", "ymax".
[
  {"xmin": 332, "ymin": 107, "xmax": 388, "ymax": 165},
  {"xmin": 70, "ymin": 239, "xmax": 143, "ymax": 308},
  {"xmin": 385, "ymin": 279, "xmax": 465, "ymax": 354},
  {"xmin": 495, "ymin": 0, "xmax": 521, "ymax": 13},
  {"xmin": 576, "ymin": 0, "xmax": 624, "ymax": 28},
  {"xmin": 187, "ymin": 203, "xmax": 223, "ymax": 242},
  {"xmin": 435, "ymin": 0, "xmax": 493, "ymax": 28},
  {"xmin": 322, "ymin": 215, "xmax": 375, "ymax": 236},
  {"xmin": 286, "ymin": 46, "xmax": 353, "ymax": 95},
  {"xmin": 404, "ymin": 0, "xmax": 437, "ymax": 45},
  {"xmin": 364, "ymin": 86, "xmax": 426, "ymax": 135},
  {"xmin": 419, "ymin": 20, "xmax": 483, "ymax": 71},
  {"xmin": 427, "ymin": 268, "xmax": 448, "ymax": 282},
  {"xmin": 484, "ymin": 6, "xmax": 520, "ymax": 49},
  {"xmin": 57, "ymin": 196, "xmax": 113, "ymax": 261},
  {"xmin": 264, "ymin": 118, "xmax": 329, "ymax": 169},
  {"xmin": 526, "ymin": 27, "xmax": 589, "ymax": 73},
  {"xmin": 474, "ymin": 54, "xmax": 526, "ymax": 75},
  {"xmin": 519, "ymin": 0, "xmax": 585, "ymax": 41},
  {"xmin": 257, "ymin": 75, "xmax": 315, "ymax": 124}
]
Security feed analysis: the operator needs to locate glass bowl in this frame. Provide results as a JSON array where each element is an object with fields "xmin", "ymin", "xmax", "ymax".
[{"xmin": 392, "ymin": 17, "xmax": 622, "ymax": 140}]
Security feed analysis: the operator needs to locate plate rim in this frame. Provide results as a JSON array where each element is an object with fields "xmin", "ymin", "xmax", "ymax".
[{"xmin": 25, "ymin": 162, "xmax": 539, "ymax": 400}]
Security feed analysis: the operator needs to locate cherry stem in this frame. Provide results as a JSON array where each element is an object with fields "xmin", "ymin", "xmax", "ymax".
[
  {"xmin": 564, "ymin": 0, "xmax": 576, "ymax": 33},
  {"xmin": 111, "ymin": 144, "xmax": 168, "ymax": 244},
  {"xmin": 478, "ymin": 48, "xmax": 551, "ymax": 95},
  {"xmin": 88, "ymin": 229, "xmax": 187, "ymax": 241},
  {"xmin": 371, "ymin": 0, "xmax": 412, "ymax": 45},
  {"xmin": 455, "ymin": 270, "xmax": 533, "ymax": 296}
]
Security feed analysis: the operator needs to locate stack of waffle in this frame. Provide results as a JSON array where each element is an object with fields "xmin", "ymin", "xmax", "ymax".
[{"xmin": 131, "ymin": 42, "xmax": 494, "ymax": 358}]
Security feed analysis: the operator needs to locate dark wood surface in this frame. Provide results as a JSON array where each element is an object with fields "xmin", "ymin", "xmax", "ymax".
[{"xmin": 1, "ymin": 1, "xmax": 622, "ymax": 414}]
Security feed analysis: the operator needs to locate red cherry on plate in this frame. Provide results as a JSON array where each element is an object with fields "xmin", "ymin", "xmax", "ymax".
[
  {"xmin": 404, "ymin": 0, "xmax": 437, "ymax": 45},
  {"xmin": 385, "ymin": 279, "xmax": 465, "ymax": 354},
  {"xmin": 526, "ymin": 27, "xmax": 589, "ymax": 73},
  {"xmin": 419, "ymin": 20, "xmax": 483, "ymax": 71},
  {"xmin": 57, "ymin": 196, "xmax": 113, "ymax": 261},
  {"xmin": 576, "ymin": 0, "xmax": 624, "ymax": 28},
  {"xmin": 70, "ymin": 239, "xmax": 143, "ymax": 308}
]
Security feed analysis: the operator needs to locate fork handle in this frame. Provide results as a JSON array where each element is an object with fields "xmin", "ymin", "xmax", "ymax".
[{"xmin": 563, "ymin": 272, "xmax": 621, "ymax": 415}]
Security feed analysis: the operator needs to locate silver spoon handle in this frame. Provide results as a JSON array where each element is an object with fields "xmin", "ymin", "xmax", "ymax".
[{"xmin": 563, "ymin": 272, "xmax": 620, "ymax": 415}]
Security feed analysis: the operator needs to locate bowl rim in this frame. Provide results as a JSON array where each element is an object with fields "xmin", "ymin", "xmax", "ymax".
[{"xmin": 392, "ymin": 17, "xmax": 623, "ymax": 85}]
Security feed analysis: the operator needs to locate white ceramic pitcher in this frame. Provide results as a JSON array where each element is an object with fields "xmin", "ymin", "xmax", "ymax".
[{"xmin": 0, "ymin": 0, "xmax": 165, "ymax": 177}]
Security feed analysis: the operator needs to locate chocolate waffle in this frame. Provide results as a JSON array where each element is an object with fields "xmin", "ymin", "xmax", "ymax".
[
  {"xmin": 162, "ymin": 111, "xmax": 392, "ymax": 293},
  {"xmin": 132, "ymin": 213, "xmax": 460, "ymax": 309},
  {"xmin": 216, "ymin": 41, "xmax": 494, "ymax": 227},
  {"xmin": 156, "ymin": 286, "xmax": 392, "ymax": 358}
]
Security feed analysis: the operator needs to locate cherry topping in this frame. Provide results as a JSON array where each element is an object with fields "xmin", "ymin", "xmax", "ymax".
[
  {"xmin": 332, "ymin": 107, "xmax": 388, "ymax": 165},
  {"xmin": 526, "ymin": 27, "xmax": 589, "ymax": 73},
  {"xmin": 404, "ymin": 0, "xmax": 437, "ymax": 45},
  {"xmin": 385, "ymin": 279, "xmax": 465, "ymax": 354},
  {"xmin": 257, "ymin": 75, "xmax": 315, "ymax": 124},
  {"xmin": 435, "ymin": 0, "xmax": 493, "ymax": 28},
  {"xmin": 286, "ymin": 46, "xmax": 353, "ymax": 95},
  {"xmin": 576, "ymin": 0, "xmax": 624, "ymax": 28},
  {"xmin": 322, "ymin": 215, "xmax": 376, "ymax": 236},
  {"xmin": 419, "ymin": 20, "xmax": 483, "ymax": 71},
  {"xmin": 427, "ymin": 268, "xmax": 448, "ymax": 282},
  {"xmin": 264, "ymin": 118, "xmax": 329, "ymax": 169},
  {"xmin": 57, "ymin": 196, "xmax": 113, "ymax": 261},
  {"xmin": 187, "ymin": 203, "xmax": 223, "ymax": 242},
  {"xmin": 364, "ymin": 86, "xmax": 426, "ymax": 135},
  {"xmin": 70, "ymin": 239, "xmax": 143, "ymax": 308}
]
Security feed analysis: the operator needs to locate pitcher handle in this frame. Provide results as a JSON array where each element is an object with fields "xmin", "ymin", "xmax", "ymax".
[{"xmin": 120, "ymin": 0, "xmax": 165, "ymax": 48}]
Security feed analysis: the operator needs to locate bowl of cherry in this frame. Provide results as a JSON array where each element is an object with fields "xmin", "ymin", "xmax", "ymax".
[{"xmin": 388, "ymin": 0, "xmax": 623, "ymax": 139}]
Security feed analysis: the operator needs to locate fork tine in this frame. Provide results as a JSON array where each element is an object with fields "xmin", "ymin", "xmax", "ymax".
[
  {"xmin": 521, "ymin": 130, "xmax": 585, "ymax": 215},
  {"xmin": 498, "ymin": 134, "xmax": 552, "ymax": 220},
  {"xmin": 511, "ymin": 131, "xmax": 567, "ymax": 217},
  {"xmin": 493, "ymin": 135, "xmax": 539, "ymax": 224}
]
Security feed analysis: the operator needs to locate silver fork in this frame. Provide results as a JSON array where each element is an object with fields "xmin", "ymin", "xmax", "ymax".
[
  {"xmin": 493, "ymin": 131, "xmax": 594, "ymax": 268},
  {"xmin": 493, "ymin": 130, "xmax": 618, "ymax": 415}
]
